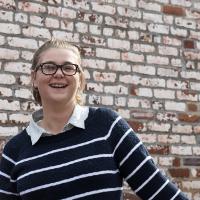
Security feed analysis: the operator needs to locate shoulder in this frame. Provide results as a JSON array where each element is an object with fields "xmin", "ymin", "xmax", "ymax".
[
  {"xmin": 90, "ymin": 107, "xmax": 119, "ymax": 119},
  {"xmin": 3, "ymin": 129, "xmax": 30, "ymax": 160}
]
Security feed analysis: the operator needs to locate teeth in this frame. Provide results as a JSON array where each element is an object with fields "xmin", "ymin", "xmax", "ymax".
[{"xmin": 50, "ymin": 84, "xmax": 66, "ymax": 88}]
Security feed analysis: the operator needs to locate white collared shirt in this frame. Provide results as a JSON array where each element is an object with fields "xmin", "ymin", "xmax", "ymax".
[{"xmin": 26, "ymin": 105, "xmax": 89, "ymax": 145}]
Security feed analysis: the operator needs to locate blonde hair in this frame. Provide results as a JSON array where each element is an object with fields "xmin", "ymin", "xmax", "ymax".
[{"xmin": 32, "ymin": 39, "xmax": 85, "ymax": 105}]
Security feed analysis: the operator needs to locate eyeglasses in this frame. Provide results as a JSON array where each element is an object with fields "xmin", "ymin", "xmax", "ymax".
[{"xmin": 36, "ymin": 62, "xmax": 80, "ymax": 76}]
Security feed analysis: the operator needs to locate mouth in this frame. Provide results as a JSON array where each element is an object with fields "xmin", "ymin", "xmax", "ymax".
[{"xmin": 49, "ymin": 83, "xmax": 68, "ymax": 88}]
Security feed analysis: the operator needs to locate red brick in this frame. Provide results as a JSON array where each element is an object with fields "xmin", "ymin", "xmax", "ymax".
[
  {"xmin": 128, "ymin": 120, "xmax": 144, "ymax": 132},
  {"xmin": 178, "ymin": 113, "xmax": 200, "ymax": 123},
  {"xmin": 162, "ymin": 5, "xmax": 186, "ymax": 16},
  {"xmin": 147, "ymin": 145, "xmax": 169, "ymax": 155},
  {"xmin": 187, "ymin": 103, "xmax": 198, "ymax": 112},
  {"xmin": 123, "ymin": 192, "xmax": 141, "ymax": 200},
  {"xmin": 184, "ymin": 40, "xmax": 195, "ymax": 49},
  {"xmin": 169, "ymin": 168, "xmax": 190, "ymax": 178},
  {"xmin": 130, "ymin": 84, "xmax": 137, "ymax": 96},
  {"xmin": 173, "ymin": 157, "xmax": 180, "ymax": 167}
]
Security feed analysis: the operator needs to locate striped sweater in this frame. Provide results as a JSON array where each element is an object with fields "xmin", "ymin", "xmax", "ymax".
[{"xmin": 0, "ymin": 107, "xmax": 188, "ymax": 200}]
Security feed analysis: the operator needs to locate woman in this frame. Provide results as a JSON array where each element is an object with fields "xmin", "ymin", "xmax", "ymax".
[{"xmin": 0, "ymin": 39, "xmax": 189, "ymax": 200}]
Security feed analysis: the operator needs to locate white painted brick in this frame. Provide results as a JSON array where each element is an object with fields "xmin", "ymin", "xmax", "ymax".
[
  {"xmin": 101, "ymin": 95, "xmax": 113, "ymax": 106},
  {"xmin": 172, "ymin": 124, "xmax": 193, "ymax": 134},
  {"xmin": 45, "ymin": 17, "xmax": 59, "ymax": 28},
  {"xmin": 63, "ymin": 1, "xmax": 89, "ymax": 10},
  {"xmin": 129, "ymin": 21, "xmax": 146, "ymax": 30},
  {"xmin": 21, "ymin": 51, "xmax": 34, "ymax": 61},
  {"xmin": 163, "ymin": 36, "xmax": 182, "ymax": 46},
  {"xmin": 117, "ymin": 109, "xmax": 130, "ymax": 119},
  {"xmin": 108, "ymin": 62, "xmax": 131, "ymax": 72},
  {"xmin": 158, "ymin": 46, "xmax": 178, "ymax": 56},
  {"xmin": 159, "ymin": 157, "xmax": 174, "ymax": 166},
  {"xmin": 117, "ymin": 7, "xmax": 141, "ymax": 18},
  {"xmin": 82, "ymin": 35, "xmax": 105, "ymax": 46},
  {"xmin": 171, "ymin": 146, "xmax": 192, "ymax": 155},
  {"xmin": 9, "ymin": 113, "xmax": 30, "ymax": 124},
  {"xmin": 0, "ymin": 126, "xmax": 18, "ymax": 136},
  {"xmin": 18, "ymin": 2, "xmax": 46, "ymax": 13},
  {"xmin": 177, "ymin": 91, "xmax": 198, "ymax": 101},
  {"xmin": 89, "ymin": 25, "xmax": 101, "ymax": 35},
  {"xmin": 115, "ymin": 29, "xmax": 126, "ymax": 38},
  {"xmin": 190, "ymin": 82, "xmax": 200, "ymax": 91},
  {"xmin": 19, "ymin": 75, "xmax": 31, "ymax": 86},
  {"xmin": 103, "ymin": 28, "xmax": 113, "ymax": 36},
  {"xmin": 0, "ymin": 99, "xmax": 20, "ymax": 111},
  {"xmin": 21, "ymin": 101, "xmax": 40, "ymax": 111},
  {"xmin": 47, "ymin": 6, "xmax": 61, "ymax": 16},
  {"xmin": 52, "ymin": 31, "xmax": 79, "ymax": 42},
  {"xmin": 86, "ymin": 82, "xmax": 103, "ymax": 93},
  {"xmin": 96, "ymin": 48, "xmax": 120, "ymax": 60},
  {"xmin": 0, "ymin": 87, "xmax": 12, "ymax": 97},
  {"xmin": 0, "ymin": 0, "xmax": 16, "ymax": 10},
  {"xmin": 105, "ymin": 16, "xmax": 128, "ymax": 28},
  {"xmin": 193, "ymin": 147, "xmax": 200, "ymax": 156},
  {"xmin": 115, "ymin": 97, "xmax": 126, "ymax": 107},
  {"xmin": 165, "ymin": 101, "xmax": 186, "ymax": 112},
  {"xmin": 23, "ymin": 26, "xmax": 51, "ymax": 39},
  {"xmin": 170, "ymin": 27, "xmax": 188, "ymax": 37},
  {"xmin": 7, "ymin": 37, "xmax": 38, "ymax": 49},
  {"xmin": 147, "ymin": 121, "xmax": 170, "ymax": 132},
  {"xmin": 30, "ymin": 15, "xmax": 43, "ymax": 26},
  {"xmin": 137, "ymin": 88, "xmax": 153, "ymax": 97},
  {"xmin": 132, "ymin": 43, "xmax": 155, "ymax": 53},
  {"xmin": 0, "ymin": 74, "xmax": 15, "ymax": 84},
  {"xmin": 171, "ymin": 0, "xmax": 192, "ymax": 7},
  {"xmin": 127, "ymin": 98, "xmax": 140, "ymax": 108},
  {"xmin": 175, "ymin": 17, "xmax": 196, "ymax": 29},
  {"xmin": 181, "ymin": 71, "xmax": 200, "ymax": 80},
  {"xmin": 139, "ymin": 0, "xmax": 161, "ymax": 11},
  {"xmin": 167, "ymin": 79, "xmax": 188, "ymax": 89},
  {"xmin": 61, "ymin": 20, "xmax": 74, "ymax": 31},
  {"xmin": 119, "ymin": 74, "xmax": 133, "ymax": 84},
  {"xmin": 154, "ymin": 89, "xmax": 175, "ymax": 99},
  {"xmin": 115, "ymin": 0, "xmax": 137, "ymax": 7},
  {"xmin": 127, "ymin": 30, "xmax": 140, "ymax": 40},
  {"xmin": 4, "ymin": 62, "xmax": 31, "ymax": 74},
  {"xmin": 158, "ymin": 134, "xmax": 180, "ymax": 143},
  {"xmin": 143, "ymin": 12, "xmax": 163, "ymax": 23},
  {"xmin": 157, "ymin": 68, "xmax": 178, "ymax": 78},
  {"xmin": 91, "ymin": 2, "xmax": 116, "ymax": 14},
  {"xmin": 156, "ymin": 112, "xmax": 178, "ymax": 122},
  {"xmin": 163, "ymin": 15, "xmax": 173, "ymax": 25},
  {"xmin": 0, "ymin": 35, "xmax": 5, "ymax": 45},
  {"xmin": 132, "ymin": 65, "xmax": 156, "ymax": 75},
  {"xmin": 0, "ymin": 10, "xmax": 13, "ymax": 21},
  {"xmin": 0, "ymin": 48, "xmax": 19, "ymax": 60},
  {"xmin": 138, "ymin": 134, "xmax": 156, "ymax": 143},
  {"xmin": 104, "ymin": 85, "xmax": 128, "ymax": 95},
  {"xmin": 15, "ymin": 13, "xmax": 28, "ymax": 23},
  {"xmin": 147, "ymin": 55, "xmax": 169, "ymax": 65},
  {"xmin": 0, "ymin": 23, "xmax": 20, "ymax": 34},
  {"xmin": 15, "ymin": 88, "xmax": 33, "ymax": 99},
  {"xmin": 93, "ymin": 71, "xmax": 116, "ymax": 82},
  {"xmin": 0, "ymin": 113, "xmax": 7, "ymax": 123},
  {"xmin": 148, "ymin": 24, "xmax": 169, "ymax": 34},
  {"xmin": 171, "ymin": 58, "xmax": 182, "ymax": 67},
  {"xmin": 75, "ymin": 22, "xmax": 88, "ymax": 33},
  {"xmin": 181, "ymin": 135, "xmax": 196, "ymax": 144},
  {"xmin": 152, "ymin": 101, "xmax": 163, "ymax": 110},
  {"xmin": 83, "ymin": 69, "xmax": 90, "ymax": 80},
  {"xmin": 82, "ymin": 59, "xmax": 106, "ymax": 69},
  {"xmin": 122, "ymin": 52, "xmax": 144, "ymax": 62},
  {"xmin": 108, "ymin": 38, "xmax": 130, "ymax": 50},
  {"xmin": 88, "ymin": 94, "xmax": 101, "ymax": 105}
]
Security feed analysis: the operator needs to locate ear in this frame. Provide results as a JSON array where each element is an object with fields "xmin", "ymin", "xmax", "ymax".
[{"xmin": 31, "ymin": 70, "xmax": 38, "ymax": 88}]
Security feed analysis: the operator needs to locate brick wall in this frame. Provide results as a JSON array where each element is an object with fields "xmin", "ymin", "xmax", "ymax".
[{"xmin": 0, "ymin": 0, "xmax": 200, "ymax": 199}]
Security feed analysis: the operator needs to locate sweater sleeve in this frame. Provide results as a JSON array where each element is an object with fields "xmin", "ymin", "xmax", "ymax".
[
  {"xmin": 0, "ymin": 142, "xmax": 21, "ymax": 200},
  {"xmin": 104, "ymin": 108, "xmax": 189, "ymax": 200}
]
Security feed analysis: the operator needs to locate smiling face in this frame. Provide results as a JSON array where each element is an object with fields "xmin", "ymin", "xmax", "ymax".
[{"xmin": 32, "ymin": 48, "xmax": 81, "ymax": 107}]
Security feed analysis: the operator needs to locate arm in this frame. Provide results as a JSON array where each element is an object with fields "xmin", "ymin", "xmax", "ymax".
[
  {"xmin": 105, "ymin": 109, "xmax": 189, "ymax": 200},
  {"xmin": 0, "ymin": 143, "xmax": 20, "ymax": 200}
]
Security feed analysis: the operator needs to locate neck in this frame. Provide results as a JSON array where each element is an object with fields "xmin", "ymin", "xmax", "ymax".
[{"xmin": 41, "ymin": 101, "xmax": 76, "ymax": 134}]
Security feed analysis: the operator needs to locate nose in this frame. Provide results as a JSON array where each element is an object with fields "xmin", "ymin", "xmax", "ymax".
[{"xmin": 53, "ymin": 67, "xmax": 65, "ymax": 77}]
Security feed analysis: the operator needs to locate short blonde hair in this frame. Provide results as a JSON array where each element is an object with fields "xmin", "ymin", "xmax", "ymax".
[{"xmin": 32, "ymin": 39, "xmax": 85, "ymax": 105}]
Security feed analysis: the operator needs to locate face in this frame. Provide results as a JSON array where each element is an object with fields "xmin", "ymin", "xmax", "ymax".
[{"xmin": 32, "ymin": 48, "xmax": 81, "ymax": 107}]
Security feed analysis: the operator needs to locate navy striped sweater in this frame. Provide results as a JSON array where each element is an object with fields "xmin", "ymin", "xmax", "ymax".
[{"xmin": 0, "ymin": 107, "xmax": 188, "ymax": 200}]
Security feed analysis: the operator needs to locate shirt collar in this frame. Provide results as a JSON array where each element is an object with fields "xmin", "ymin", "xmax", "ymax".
[{"xmin": 26, "ymin": 105, "xmax": 89, "ymax": 145}]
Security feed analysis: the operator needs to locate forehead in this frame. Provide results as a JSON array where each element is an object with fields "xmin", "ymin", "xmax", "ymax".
[{"xmin": 38, "ymin": 48, "xmax": 80, "ymax": 64}]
